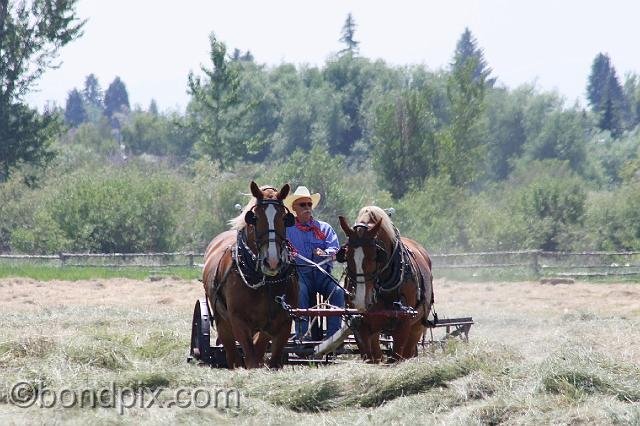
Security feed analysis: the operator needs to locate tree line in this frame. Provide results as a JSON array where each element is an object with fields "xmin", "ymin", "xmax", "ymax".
[{"xmin": 2, "ymin": 6, "xmax": 640, "ymax": 254}]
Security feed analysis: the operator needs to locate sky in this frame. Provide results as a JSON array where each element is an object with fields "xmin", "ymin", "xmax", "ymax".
[{"xmin": 25, "ymin": 0, "xmax": 640, "ymax": 113}]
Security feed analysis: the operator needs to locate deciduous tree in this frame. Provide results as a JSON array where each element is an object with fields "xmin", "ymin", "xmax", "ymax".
[
  {"xmin": 372, "ymin": 90, "xmax": 438, "ymax": 198},
  {"xmin": 0, "ymin": 0, "xmax": 84, "ymax": 181}
]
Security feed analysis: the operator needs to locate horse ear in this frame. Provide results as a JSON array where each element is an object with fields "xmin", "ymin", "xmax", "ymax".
[
  {"xmin": 250, "ymin": 181, "xmax": 263, "ymax": 199},
  {"xmin": 339, "ymin": 216, "xmax": 353, "ymax": 236},
  {"xmin": 278, "ymin": 183, "xmax": 290, "ymax": 200},
  {"xmin": 368, "ymin": 218, "xmax": 383, "ymax": 236}
]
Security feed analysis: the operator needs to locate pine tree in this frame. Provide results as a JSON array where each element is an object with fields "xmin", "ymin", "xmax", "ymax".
[
  {"xmin": 64, "ymin": 88, "xmax": 86, "ymax": 127},
  {"xmin": 339, "ymin": 13, "xmax": 359, "ymax": 56},
  {"xmin": 586, "ymin": 53, "xmax": 627, "ymax": 136},
  {"xmin": 148, "ymin": 99, "xmax": 158, "ymax": 116},
  {"xmin": 441, "ymin": 50, "xmax": 487, "ymax": 186},
  {"xmin": 587, "ymin": 53, "xmax": 611, "ymax": 113},
  {"xmin": 83, "ymin": 73, "xmax": 103, "ymax": 108},
  {"xmin": 187, "ymin": 33, "xmax": 249, "ymax": 167},
  {"xmin": 104, "ymin": 76, "xmax": 130, "ymax": 118},
  {"xmin": 241, "ymin": 50, "xmax": 254, "ymax": 62},
  {"xmin": 451, "ymin": 28, "xmax": 495, "ymax": 87}
]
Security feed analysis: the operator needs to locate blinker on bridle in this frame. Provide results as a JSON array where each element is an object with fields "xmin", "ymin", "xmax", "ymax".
[
  {"xmin": 348, "ymin": 223, "xmax": 387, "ymax": 263},
  {"xmin": 244, "ymin": 199, "xmax": 295, "ymax": 228}
]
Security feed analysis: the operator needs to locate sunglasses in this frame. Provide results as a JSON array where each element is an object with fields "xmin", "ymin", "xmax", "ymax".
[{"xmin": 296, "ymin": 202, "xmax": 313, "ymax": 208}]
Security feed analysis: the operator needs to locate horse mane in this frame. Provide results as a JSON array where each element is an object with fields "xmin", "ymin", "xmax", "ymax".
[
  {"xmin": 228, "ymin": 185, "xmax": 278, "ymax": 231},
  {"xmin": 356, "ymin": 206, "xmax": 397, "ymax": 242}
]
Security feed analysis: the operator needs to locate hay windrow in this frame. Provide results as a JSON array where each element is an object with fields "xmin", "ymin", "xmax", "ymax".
[{"xmin": 0, "ymin": 277, "xmax": 638, "ymax": 424}]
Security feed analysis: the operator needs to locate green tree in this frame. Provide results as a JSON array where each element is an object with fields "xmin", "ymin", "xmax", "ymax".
[
  {"xmin": 339, "ymin": 13, "xmax": 359, "ymax": 56},
  {"xmin": 82, "ymin": 73, "xmax": 102, "ymax": 108},
  {"xmin": 64, "ymin": 88, "xmax": 86, "ymax": 127},
  {"xmin": 372, "ymin": 90, "xmax": 438, "ymax": 198},
  {"xmin": 148, "ymin": 99, "xmax": 158, "ymax": 115},
  {"xmin": 520, "ymin": 109, "xmax": 587, "ymax": 174},
  {"xmin": 104, "ymin": 76, "xmax": 130, "ymax": 119},
  {"xmin": 187, "ymin": 33, "xmax": 251, "ymax": 167},
  {"xmin": 323, "ymin": 55, "xmax": 373, "ymax": 155},
  {"xmin": 623, "ymin": 73, "xmax": 640, "ymax": 128},
  {"xmin": 586, "ymin": 53, "xmax": 627, "ymax": 136},
  {"xmin": 0, "ymin": 0, "xmax": 84, "ymax": 181},
  {"xmin": 0, "ymin": 105, "xmax": 59, "ymax": 183},
  {"xmin": 439, "ymin": 56, "xmax": 487, "ymax": 186},
  {"xmin": 483, "ymin": 87, "xmax": 528, "ymax": 181},
  {"xmin": 451, "ymin": 28, "xmax": 495, "ymax": 87}
]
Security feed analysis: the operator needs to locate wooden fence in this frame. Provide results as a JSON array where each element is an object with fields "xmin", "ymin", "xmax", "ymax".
[
  {"xmin": 430, "ymin": 250, "xmax": 640, "ymax": 277},
  {"xmin": 3, "ymin": 250, "xmax": 640, "ymax": 278}
]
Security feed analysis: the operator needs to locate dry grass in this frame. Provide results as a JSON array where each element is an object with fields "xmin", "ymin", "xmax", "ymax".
[{"xmin": 0, "ymin": 277, "xmax": 639, "ymax": 424}]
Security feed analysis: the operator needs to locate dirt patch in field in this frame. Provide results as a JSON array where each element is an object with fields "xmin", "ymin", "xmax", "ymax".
[{"xmin": 0, "ymin": 277, "xmax": 202, "ymax": 312}]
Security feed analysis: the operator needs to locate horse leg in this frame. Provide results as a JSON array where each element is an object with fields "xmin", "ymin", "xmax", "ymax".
[
  {"xmin": 267, "ymin": 324, "xmax": 291, "ymax": 369},
  {"xmin": 215, "ymin": 318, "xmax": 242, "ymax": 369},
  {"xmin": 370, "ymin": 333, "xmax": 384, "ymax": 363},
  {"xmin": 230, "ymin": 318, "xmax": 260, "ymax": 368},
  {"xmin": 253, "ymin": 332, "xmax": 269, "ymax": 368},
  {"xmin": 402, "ymin": 322, "xmax": 425, "ymax": 359},
  {"xmin": 355, "ymin": 322, "xmax": 373, "ymax": 362},
  {"xmin": 390, "ymin": 323, "xmax": 411, "ymax": 363}
]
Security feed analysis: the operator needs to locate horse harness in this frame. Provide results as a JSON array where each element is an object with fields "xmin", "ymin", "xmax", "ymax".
[
  {"xmin": 233, "ymin": 228, "xmax": 296, "ymax": 289},
  {"xmin": 344, "ymin": 223, "xmax": 429, "ymax": 310},
  {"xmin": 211, "ymin": 197, "xmax": 297, "ymax": 320}
]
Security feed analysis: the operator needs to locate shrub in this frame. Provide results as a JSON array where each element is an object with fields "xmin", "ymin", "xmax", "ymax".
[
  {"xmin": 504, "ymin": 161, "xmax": 588, "ymax": 251},
  {"xmin": 582, "ymin": 183, "xmax": 640, "ymax": 250},
  {"xmin": 11, "ymin": 165, "xmax": 186, "ymax": 253},
  {"xmin": 394, "ymin": 176, "xmax": 469, "ymax": 252}
]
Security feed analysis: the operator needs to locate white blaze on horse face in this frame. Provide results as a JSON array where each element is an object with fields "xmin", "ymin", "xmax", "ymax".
[
  {"xmin": 263, "ymin": 204, "xmax": 279, "ymax": 271},
  {"xmin": 353, "ymin": 247, "xmax": 366, "ymax": 311}
]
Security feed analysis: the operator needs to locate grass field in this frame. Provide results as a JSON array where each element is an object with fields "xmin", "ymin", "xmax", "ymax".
[{"xmin": 1, "ymin": 276, "xmax": 639, "ymax": 424}]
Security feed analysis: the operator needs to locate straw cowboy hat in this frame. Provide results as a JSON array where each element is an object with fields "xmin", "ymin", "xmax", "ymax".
[{"xmin": 284, "ymin": 186, "xmax": 321, "ymax": 216}]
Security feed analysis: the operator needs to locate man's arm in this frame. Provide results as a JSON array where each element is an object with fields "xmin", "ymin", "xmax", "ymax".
[{"xmin": 322, "ymin": 224, "xmax": 340, "ymax": 255}]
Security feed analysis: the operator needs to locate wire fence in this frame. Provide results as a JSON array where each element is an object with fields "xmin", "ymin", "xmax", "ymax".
[{"xmin": 3, "ymin": 250, "xmax": 640, "ymax": 278}]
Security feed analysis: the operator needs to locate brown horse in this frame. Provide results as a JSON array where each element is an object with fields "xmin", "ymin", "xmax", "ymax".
[
  {"xmin": 202, "ymin": 182, "xmax": 298, "ymax": 369},
  {"xmin": 338, "ymin": 206, "xmax": 434, "ymax": 363}
]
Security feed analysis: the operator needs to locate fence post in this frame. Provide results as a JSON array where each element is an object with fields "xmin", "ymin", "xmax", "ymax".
[
  {"xmin": 59, "ymin": 252, "xmax": 66, "ymax": 267},
  {"xmin": 531, "ymin": 250, "xmax": 541, "ymax": 278},
  {"xmin": 188, "ymin": 253, "xmax": 194, "ymax": 268}
]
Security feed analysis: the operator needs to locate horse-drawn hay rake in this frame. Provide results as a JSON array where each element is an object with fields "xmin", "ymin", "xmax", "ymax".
[
  {"xmin": 190, "ymin": 186, "xmax": 473, "ymax": 368},
  {"xmin": 187, "ymin": 295, "xmax": 474, "ymax": 368}
]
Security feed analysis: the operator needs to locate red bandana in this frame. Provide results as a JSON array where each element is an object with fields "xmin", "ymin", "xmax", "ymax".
[{"xmin": 295, "ymin": 217, "xmax": 326, "ymax": 241}]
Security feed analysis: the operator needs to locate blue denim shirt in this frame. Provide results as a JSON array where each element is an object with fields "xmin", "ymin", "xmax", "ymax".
[{"xmin": 286, "ymin": 218, "xmax": 339, "ymax": 272}]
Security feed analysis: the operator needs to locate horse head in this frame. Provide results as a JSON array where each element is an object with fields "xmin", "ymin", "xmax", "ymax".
[
  {"xmin": 338, "ymin": 215, "xmax": 386, "ymax": 311},
  {"xmin": 245, "ymin": 181, "xmax": 295, "ymax": 277}
]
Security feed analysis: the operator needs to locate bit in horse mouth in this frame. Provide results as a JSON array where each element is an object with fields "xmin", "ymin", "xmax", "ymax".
[{"xmin": 262, "ymin": 268, "xmax": 279, "ymax": 277}]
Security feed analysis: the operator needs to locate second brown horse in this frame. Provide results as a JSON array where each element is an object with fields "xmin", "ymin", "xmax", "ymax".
[{"xmin": 339, "ymin": 206, "xmax": 434, "ymax": 363}]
